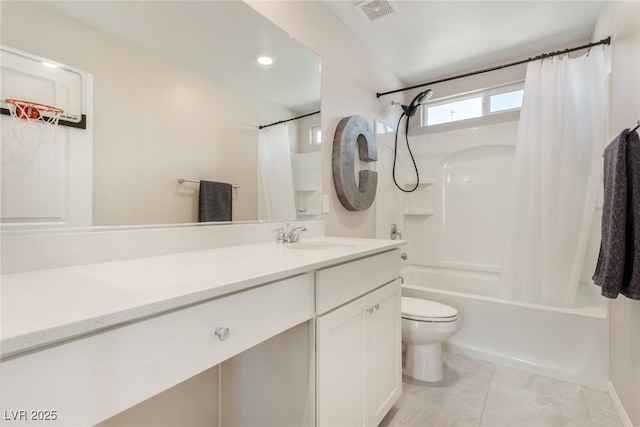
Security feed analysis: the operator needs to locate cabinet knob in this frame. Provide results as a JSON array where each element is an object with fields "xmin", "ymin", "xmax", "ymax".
[
  {"xmin": 373, "ymin": 304, "xmax": 380, "ymax": 310},
  {"xmin": 365, "ymin": 307, "xmax": 374, "ymax": 313},
  {"xmin": 215, "ymin": 327, "xmax": 231, "ymax": 341}
]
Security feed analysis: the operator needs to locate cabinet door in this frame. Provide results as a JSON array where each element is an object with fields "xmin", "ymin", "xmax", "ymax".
[
  {"xmin": 369, "ymin": 279, "xmax": 402, "ymax": 426},
  {"xmin": 317, "ymin": 295, "xmax": 370, "ymax": 427}
]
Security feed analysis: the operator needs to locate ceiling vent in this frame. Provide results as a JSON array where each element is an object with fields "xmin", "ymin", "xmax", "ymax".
[{"xmin": 355, "ymin": 0, "xmax": 398, "ymax": 23}]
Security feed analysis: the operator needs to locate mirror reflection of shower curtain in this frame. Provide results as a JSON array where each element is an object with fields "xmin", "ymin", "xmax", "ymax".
[
  {"xmin": 257, "ymin": 124, "xmax": 297, "ymax": 221},
  {"xmin": 498, "ymin": 48, "xmax": 607, "ymax": 308}
]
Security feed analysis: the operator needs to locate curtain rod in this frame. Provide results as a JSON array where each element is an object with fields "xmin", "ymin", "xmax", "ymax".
[
  {"xmin": 259, "ymin": 110, "xmax": 320, "ymax": 130},
  {"xmin": 376, "ymin": 37, "xmax": 611, "ymax": 98}
]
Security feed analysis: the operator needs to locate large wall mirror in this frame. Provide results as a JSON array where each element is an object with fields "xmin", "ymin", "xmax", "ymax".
[{"xmin": 0, "ymin": 1, "xmax": 321, "ymax": 231}]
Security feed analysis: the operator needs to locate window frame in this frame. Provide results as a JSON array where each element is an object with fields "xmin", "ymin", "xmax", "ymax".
[
  {"xmin": 309, "ymin": 124, "xmax": 322, "ymax": 146},
  {"xmin": 485, "ymin": 82, "xmax": 525, "ymax": 115},
  {"xmin": 423, "ymin": 93, "xmax": 484, "ymax": 126},
  {"xmin": 420, "ymin": 81, "xmax": 524, "ymax": 129}
]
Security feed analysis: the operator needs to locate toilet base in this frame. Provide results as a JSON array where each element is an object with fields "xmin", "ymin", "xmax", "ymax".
[{"xmin": 405, "ymin": 341, "xmax": 444, "ymax": 382}]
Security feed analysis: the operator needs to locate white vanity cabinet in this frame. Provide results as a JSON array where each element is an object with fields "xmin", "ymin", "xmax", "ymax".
[
  {"xmin": 1, "ymin": 238, "xmax": 404, "ymax": 427},
  {"xmin": 315, "ymin": 250, "xmax": 402, "ymax": 427},
  {"xmin": 1, "ymin": 274, "xmax": 314, "ymax": 427}
]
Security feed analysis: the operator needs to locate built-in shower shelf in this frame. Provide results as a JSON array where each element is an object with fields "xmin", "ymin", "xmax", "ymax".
[
  {"xmin": 295, "ymin": 187, "xmax": 319, "ymax": 192},
  {"xmin": 402, "ymin": 179, "xmax": 435, "ymax": 189},
  {"xmin": 297, "ymin": 211, "xmax": 319, "ymax": 217},
  {"xmin": 403, "ymin": 209, "xmax": 436, "ymax": 216}
]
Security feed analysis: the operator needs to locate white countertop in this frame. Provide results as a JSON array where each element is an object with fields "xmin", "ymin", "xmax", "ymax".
[{"xmin": 1, "ymin": 237, "xmax": 404, "ymax": 358}]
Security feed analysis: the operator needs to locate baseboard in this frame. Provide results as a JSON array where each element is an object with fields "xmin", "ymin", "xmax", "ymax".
[{"xmin": 608, "ymin": 381, "xmax": 634, "ymax": 427}]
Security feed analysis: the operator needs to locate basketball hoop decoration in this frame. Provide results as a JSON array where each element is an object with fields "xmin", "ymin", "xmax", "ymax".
[
  {"xmin": 5, "ymin": 99, "xmax": 63, "ymax": 125},
  {"xmin": 4, "ymin": 98, "xmax": 64, "ymax": 142}
]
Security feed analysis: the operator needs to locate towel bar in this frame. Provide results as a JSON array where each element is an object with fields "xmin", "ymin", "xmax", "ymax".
[{"xmin": 178, "ymin": 178, "xmax": 240, "ymax": 189}]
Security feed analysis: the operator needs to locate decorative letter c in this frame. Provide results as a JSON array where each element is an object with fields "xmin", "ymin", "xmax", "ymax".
[{"xmin": 332, "ymin": 116, "xmax": 377, "ymax": 211}]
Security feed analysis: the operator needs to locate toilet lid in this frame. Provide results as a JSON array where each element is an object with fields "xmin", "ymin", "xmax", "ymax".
[{"xmin": 401, "ymin": 297, "xmax": 458, "ymax": 321}]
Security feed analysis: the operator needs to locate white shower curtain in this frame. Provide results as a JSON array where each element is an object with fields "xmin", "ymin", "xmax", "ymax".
[
  {"xmin": 257, "ymin": 124, "xmax": 297, "ymax": 221},
  {"xmin": 499, "ymin": 48, "xmax": 607, "ymax": 308}
]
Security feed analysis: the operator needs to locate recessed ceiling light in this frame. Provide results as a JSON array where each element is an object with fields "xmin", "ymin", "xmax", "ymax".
[{"xmin": 257, "ymin": 56, "xmax": 274, "ymax": 66}]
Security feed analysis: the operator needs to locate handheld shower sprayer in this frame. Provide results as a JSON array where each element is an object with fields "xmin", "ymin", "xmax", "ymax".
[
  {"xmin": 392, "ymin": 88, "xmax": 434, "ymax": 193},
  {"xmin": 401, "ymin": 89, "xmax": 433, "ymax": 117}
]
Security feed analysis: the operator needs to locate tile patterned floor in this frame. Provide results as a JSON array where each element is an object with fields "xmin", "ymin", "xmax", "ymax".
[{"xmin": 380, "ymin": 352, "xmax": 622, "ymax": 427}]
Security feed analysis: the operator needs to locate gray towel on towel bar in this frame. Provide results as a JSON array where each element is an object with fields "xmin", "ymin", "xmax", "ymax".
[
  {"xmin": 198, "ymin": 180, "xmax": 232, "ymax": 222},
  {"xmin": 593, "ymin": 129, "xmax": 640, "ymax": 300}
]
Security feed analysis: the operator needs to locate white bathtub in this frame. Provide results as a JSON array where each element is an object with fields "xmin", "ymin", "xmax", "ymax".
[{"xmin": 402, "ymin": 265, "xmax": 609, "ymax": 391}]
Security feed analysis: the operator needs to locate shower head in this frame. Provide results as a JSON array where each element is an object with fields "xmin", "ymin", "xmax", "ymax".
[
  {"xmin": 402, "ymin": 89, "xmax": 433, "ymax": 117},
  {"xmin": 414, "ymin": 89, "xmax": 433, "ymax": 105}
]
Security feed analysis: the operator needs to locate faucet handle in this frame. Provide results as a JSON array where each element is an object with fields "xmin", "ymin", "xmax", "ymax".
[
  {"xmin": 274, "ymin": 227, "xmax": 287, "ymax": 243},
  {"xmin": 390, "ymin": 223, "xmax": 402, "ymax": 240}
]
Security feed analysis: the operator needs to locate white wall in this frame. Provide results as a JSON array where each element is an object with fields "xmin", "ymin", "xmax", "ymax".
[
  {"xmin": 1, "ymin": 2, "xmax": 295, "ymax": 225},
  {"xmin": 592, "ymin": 2, "xmax": 640, "ymax": 425},
  {"xmin": 247, "ymin": 1, "xmax": 405, "ymax": 238}
]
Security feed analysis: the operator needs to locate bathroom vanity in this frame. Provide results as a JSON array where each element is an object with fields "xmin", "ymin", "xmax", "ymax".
[{"xmin": 0, "ymin": 234, "xmax": 403, "ymax": 426}]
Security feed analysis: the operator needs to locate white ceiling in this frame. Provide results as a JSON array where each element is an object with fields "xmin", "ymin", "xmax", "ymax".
[
  {"xmin": 34, "ymin": 1, "xmax": 321, "ymax": 113},
  {"xmin": 325, "ymin": 0, "xmax": 603, "ymax": 87},
  {"xmin": 32, "ymin": 1, "xmax": 604, "ymax": 110}
]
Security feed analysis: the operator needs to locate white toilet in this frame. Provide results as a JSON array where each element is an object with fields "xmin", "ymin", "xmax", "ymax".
[{"xmin": 401, "ymin": 297, "xmax": 459, "ymax": 382}]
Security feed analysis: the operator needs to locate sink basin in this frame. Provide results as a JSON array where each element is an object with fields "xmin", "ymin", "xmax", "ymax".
[{"xmin": 286, "ymin": 241, "xmax": 358, "ymax": 250}]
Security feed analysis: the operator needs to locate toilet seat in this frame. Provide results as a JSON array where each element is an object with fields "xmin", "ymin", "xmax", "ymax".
[{"xmin": 401, "ymin": 297, "xmax": 458, "ymax": 322}]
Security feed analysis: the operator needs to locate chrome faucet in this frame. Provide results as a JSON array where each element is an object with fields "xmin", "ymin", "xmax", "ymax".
[
  {"xmin": 390, "ymin": 223, "xmax": 408, "ymax": 260},
  {"xmin": 275, "ymin": 223, "xmax": 307, "ymax": 244},
  {"xmin": 287, "ymin": 225, "xmax": 307, "ymax": 243},
  {"xmin": 390, "ymin": 223, "xmax": 402, "ymax": 240}
]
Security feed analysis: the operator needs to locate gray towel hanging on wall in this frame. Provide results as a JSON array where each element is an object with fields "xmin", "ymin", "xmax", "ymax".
[
  {"xmin": 198, "ymin": 180, "xmax": 232, "ymax": 222},
  {"xmin": 593, "ymin": 127, "xmax": 640, "ymax": 300}
]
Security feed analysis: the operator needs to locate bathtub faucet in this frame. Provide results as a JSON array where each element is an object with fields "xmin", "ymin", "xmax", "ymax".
[
  {"xmin": 390, "ymin": 223, "xmax": 408, "ymax": 260},
  {"xmin": 390, "ymin": 223, "xmax": 402, "ymax": 240}
]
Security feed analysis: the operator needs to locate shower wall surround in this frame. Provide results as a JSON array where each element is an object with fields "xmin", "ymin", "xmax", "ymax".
[
  {"xmin": 376, "ymin": 100, "xmax": 604, "ymax": 296},
  {"xmin": 377, "ymin": 119, "xmax": 518, "ymax": 276}
]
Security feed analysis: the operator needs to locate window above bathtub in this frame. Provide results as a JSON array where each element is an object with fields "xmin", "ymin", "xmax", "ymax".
[{"xmin": 420, "ymin": 82, "xmax": 524, "ymax": 131}]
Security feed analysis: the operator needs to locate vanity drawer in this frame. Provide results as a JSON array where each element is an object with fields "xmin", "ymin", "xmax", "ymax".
[
  {"xmin": 315, "ymin": 249, "xmax": 401, "ymax": 315},
  {"xmin": 1, "ymin": 273, "xmax": 314, "ymax": 427}
]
